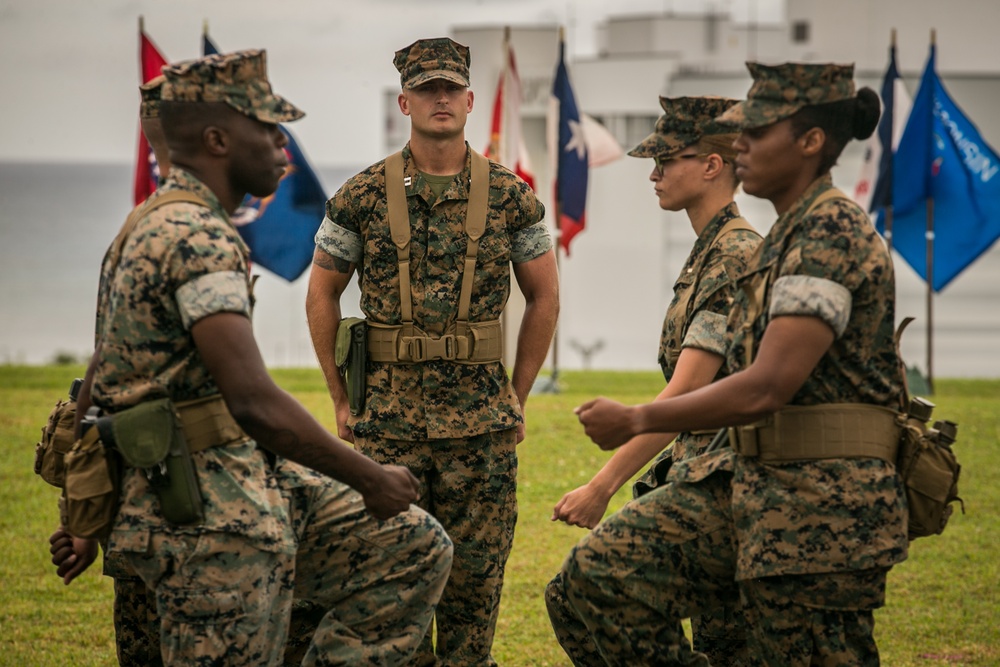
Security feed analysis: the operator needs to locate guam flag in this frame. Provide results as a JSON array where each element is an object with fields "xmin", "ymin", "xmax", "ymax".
[
  {"xmin": 203, "ymin": 28, "xmax": 328, "ymax": 282},
  {"xmin": 133, "ymin": 22, "xmax": 167, "ymax": 205}
]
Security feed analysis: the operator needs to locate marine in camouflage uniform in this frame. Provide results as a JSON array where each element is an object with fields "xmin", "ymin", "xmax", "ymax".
[
  {"xmin": 308, "ymin": 38, "xmax": 558, "ymax": 666},
  {"xmin": 546, "ymin": 97, "xmax": 759, "ymax": 666},
  {"xmin": 71, "ymin": 50, "xmax": 452, "ymax": 666},
  {"xmin": 564, "ymin": 63, "xmax": 907, "ymax": 666}
]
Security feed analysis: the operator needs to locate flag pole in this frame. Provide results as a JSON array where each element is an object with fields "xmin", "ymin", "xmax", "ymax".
[
  {"xmin": 884, "ymin": 28, "xmax": 896, "ymax": 254},
  {"xmin": 551, "ymin": 26, "xmax": 566, "ymax": 391},
  {"xmin": 925, "ymin": 29, "xmax": 936, "ymax": 394}
]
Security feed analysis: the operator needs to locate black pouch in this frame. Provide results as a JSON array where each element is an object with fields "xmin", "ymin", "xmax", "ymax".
[{"xmin": 105, "ymin": 398, "xmax": 204, "ymax": 526}]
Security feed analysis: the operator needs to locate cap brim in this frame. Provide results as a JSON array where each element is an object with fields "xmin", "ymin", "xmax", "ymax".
[
  {"xmin": 239, "ymin": 93, "xmax": 305, "ymax": 124},
  {"xmin": 627, "ymin": 132, "xmax": 691, "ymax": 159},
  {"xmin": 405, "ymin": 70, "xmax": 470, "ymax": 90},
  {"xmin": 716, "ymin": 99, "xmax": 801, "ymax": 130}
]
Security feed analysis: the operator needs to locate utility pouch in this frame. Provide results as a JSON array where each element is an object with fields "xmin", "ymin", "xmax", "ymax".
[
  {"xmin": 63, "ymin": 413, "xmax": 123, "ymax": 540},
  {"xmin": 897, "ymin": 397, "xmax": 963, "ymax": 540},
  {"xmin": 335, "ymin": 317, "xmax": 367, "ymax": 416},
  {"xmin": 105, "ymin": 398, "xmax": 204, "ymax": 526}
]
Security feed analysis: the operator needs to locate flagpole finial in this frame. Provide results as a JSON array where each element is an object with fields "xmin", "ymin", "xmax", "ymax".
[
  {"xmin": 503, "ymin": 25, "xmax": 511, "ymax": 42},
  {"xmin": 203, "ymin": 18, "xmax": 209, "ymax": 36},
  {"xmin": 890, "ymin": 28, "xmax": 896, "ymax": 48},
  {"xmin": 931, "ymin": 28, "xmax": 936, "ymax": 45},
  {"xmin": 139, "ymin": 15, "xmax": 144, "ymax": 33},
  {"xmin": 559, "ymin": 25, "xmax": 565, "ymax": 44}
]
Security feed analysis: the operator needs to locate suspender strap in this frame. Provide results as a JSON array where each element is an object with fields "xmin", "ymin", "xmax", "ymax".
[
  {"xmin": 383, "ymin": 149, "xmax": 493, "ymax": 361},
  {"xmin": 109, "ymin": 191, "xmax": 211, "ymax": 274},
  {"xmin": 385, "ymin": 151, "xmax": 413, "ymax": 326},
  {"xmin": 728, "ymin": 403, "xmax": 902, "ymax": 464}
]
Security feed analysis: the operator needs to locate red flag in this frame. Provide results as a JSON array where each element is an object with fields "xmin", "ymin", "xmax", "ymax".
[
  {"xmin": 483, "ymin": 31, "xmax": 535, "ymax": 190},
  {"xmin": 133, "ymin": 23, "xmax": 168, "ymax": 205}
]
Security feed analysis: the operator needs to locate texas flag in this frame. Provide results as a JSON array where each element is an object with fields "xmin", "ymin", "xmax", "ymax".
[{"xmin": 549, "ymin": 38, "xmax": 588, "ymax": 256}]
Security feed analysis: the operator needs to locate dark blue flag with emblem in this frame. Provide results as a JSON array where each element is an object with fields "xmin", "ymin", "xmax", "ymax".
[
  {"xmin": 889, "ymin": 43, "xmax": 1000, "ymax": 291},
  {"xmin": 203, "ymin": 27, "xmax": 327, "ymax": 282}
]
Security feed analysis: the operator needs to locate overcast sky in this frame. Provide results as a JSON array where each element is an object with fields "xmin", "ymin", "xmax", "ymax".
[{"xmin": 0, "ymin": 0, "xmax": 783, "ymax": 167}]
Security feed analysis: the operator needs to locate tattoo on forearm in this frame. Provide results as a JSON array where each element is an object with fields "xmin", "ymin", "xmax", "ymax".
[{"xmin": 314, "ymin": 252, "xmax": 351, "ymax": 274}]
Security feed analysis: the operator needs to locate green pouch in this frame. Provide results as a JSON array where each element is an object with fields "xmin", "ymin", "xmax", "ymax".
[
  {"xmin": 107, "ymin": 398, "xmax": 204, "ymax": 526},
  {"xmin": 335, "ymin": 317, "xmax": 368, "ymax": 416}
]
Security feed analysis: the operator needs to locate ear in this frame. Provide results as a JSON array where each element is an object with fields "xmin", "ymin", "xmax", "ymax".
[
  {"xmin": 799, "ymin": 127, "xmax": 825, "ymax": 158},
  {"xmin": 702, "ymin": 153, "xmax": 725, "ymax": 180},
  {"xmin": 398, "ymin": 92, "xmax": 410, "ymax": 117},
  {"xmin": 203, "ymin": 125, "xmax": 229, "ymax": 157},
  {"xmin": 466, "ymin": 89, "xmax": 474, "ymax": 113}
]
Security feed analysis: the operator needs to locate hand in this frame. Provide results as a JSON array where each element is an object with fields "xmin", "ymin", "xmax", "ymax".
[
  {"xmin": 362, "ymin": 465, "xmax": 421, "ymax": 521},
  {"xmin": 335, "ymin": 402, "xmax": 355, "ymax": 444},
  {"xmin": 515, "ymin": 421, "xmax": 526, "ymax": 445},
  {"xmin": 551, "ymin": 483, "xmax": 610, "ymax": 529},
  {"xmin": 49, "ymin": 527, "xmax": 98, "ymax": 585},
  {"xmin": 575, "ymin": 397, "xmax": 637, "ymax": 450}
]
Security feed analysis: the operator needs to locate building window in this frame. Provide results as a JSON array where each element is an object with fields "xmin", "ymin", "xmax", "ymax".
[{"xmin": 792, "ymin": 21, "xmax": 810, "ymax": 44}]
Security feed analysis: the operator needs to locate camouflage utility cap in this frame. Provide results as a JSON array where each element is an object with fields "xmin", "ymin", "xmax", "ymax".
[
  {"xmin": 629, "ymin": 96, "xmax": 740, "ymax": 159},
  {"xmin": 140, "ymin": 75, "xmax": 165, "ymax": 119},
  {"xmin": 394, "ymin": 38, "xmax": 470, "ymax": 90},
  {"xmin": 161, "ymin": 49, "xmax": 304, "ymax": 123},
  {"xmin": 717, "ymin": 62, "xmax": 855, "ymax": 129}
]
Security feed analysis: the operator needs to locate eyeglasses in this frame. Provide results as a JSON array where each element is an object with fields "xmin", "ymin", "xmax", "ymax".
[{"xmin": 653, "ymin": 153, "xmax": 709, "ymax": 177}]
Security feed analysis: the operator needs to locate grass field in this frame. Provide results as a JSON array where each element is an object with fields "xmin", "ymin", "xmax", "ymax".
[{"xmin": 1, "ymin": 365, "xmax": 997, "ymax": 666}]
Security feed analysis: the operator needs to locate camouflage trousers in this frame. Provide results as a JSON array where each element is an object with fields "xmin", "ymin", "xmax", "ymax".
[
  {"xmin": 121, "ymin": 458, "xmax": 453, "ymax": 666},
  {"xmin": 356, "ymin": 429, "xmax": 518, "ymax": 667},
  {"xmin": 549, "ymin": 471, "xmax": 888, "ymax": 666}
]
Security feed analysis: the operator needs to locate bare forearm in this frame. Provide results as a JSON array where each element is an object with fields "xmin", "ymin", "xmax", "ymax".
[
  {"xmin": 510, "ymin": 294, "xmax": 559, "ymax": 407},
  {"xmin": 590, "ymin": 431, "xmax": 676, "ymax": 497}
]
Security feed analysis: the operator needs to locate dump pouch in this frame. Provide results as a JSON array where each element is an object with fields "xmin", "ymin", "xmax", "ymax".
[
  {"xmin": 107, "ymin": 398, "xmax": 204, "ymax": 526},
  {"xmin": 34, "ymin": 378, "xmax": 83, "ymax": 488},
  {"xmin": 335, "ymin": 317, "xmax": 367, "ymax": 416},
  {"xmin": 63, "ymin": 419, "xmax": 123, "ymax": 541}
]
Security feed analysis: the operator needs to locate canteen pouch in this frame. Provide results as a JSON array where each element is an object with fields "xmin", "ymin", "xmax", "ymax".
[
  {"xmin": 63, "ymin": 425, "xmax": 123, "ymax": 540},
  {"xmin": 335, "ymin": 317, "xmax": 368, "ymax": 416},
  {"xmin": 897, "ymin": 399, "xmax": 963, "ymax": 540},
  {"xmin": 107, "ymin": 398, "xmax": 204, "ymax": 526}
]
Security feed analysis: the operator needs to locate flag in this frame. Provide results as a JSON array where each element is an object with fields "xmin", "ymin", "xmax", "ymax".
[
  {"xmin": 484, "ymin": 32, "xmax": 535, "ymax": 189},
  {"xmin": 890, "ymin": 43, "xmax": 1000, "ymax": 291},
  {"xmin": 854, "ymin": 40, "xmax": 911, "ymax": 213},
  {"xmin": 581, "ymin": 113, "xmax": 623, "ymax": 168},
  {"xmin": 134, "ymin": 23, "xmax": 168, "ymax": 205},
  {"xmin": 203, "ymin": 27, "xmax": 327, "ymax": 282},
  {"xmin": 549, "ymin": 38, "xmax": 588, "ymax": 256}
]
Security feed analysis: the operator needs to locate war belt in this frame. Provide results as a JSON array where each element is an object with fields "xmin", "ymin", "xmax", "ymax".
[
  {"xmin": 729, "ymin": 403, "xmax": 901, "ymax": 464},
  {"xmin": 367, "ymin": 319, "xmax": 503, "ymax": 364}
]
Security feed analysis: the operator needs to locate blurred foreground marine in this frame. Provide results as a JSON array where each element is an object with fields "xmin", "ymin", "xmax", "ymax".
[
  {"xmin": 307, "ymin": 37, "xmax": 558, "ymax": 666},
  {"xmin": 51, "ymin": 49, "xmax": 451, "ymax": 666}
]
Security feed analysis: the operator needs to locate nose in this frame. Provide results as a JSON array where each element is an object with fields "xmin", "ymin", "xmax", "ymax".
[{"xmin": 273, "ymin": 125, "xmax": 288, "ymax": 148}]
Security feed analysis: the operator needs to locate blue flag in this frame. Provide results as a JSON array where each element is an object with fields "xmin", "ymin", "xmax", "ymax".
[
  {"xmin": 203, "ymin": 30, "xmax": 327, "ymax": 282},
  {"xmin": 890, "ymin": 44, "xmax": 1000, "ymax": 291},
  {"xmin": 551, "ymin": 39, "xmax": 588, "ymax": 256}
]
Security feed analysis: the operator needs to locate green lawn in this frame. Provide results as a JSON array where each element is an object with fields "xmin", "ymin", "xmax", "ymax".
[{"xmin": 1, "ymin": 366, "xmax": 996, "ymax": 666}]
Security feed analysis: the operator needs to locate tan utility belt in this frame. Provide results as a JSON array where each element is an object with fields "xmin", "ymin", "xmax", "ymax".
[
  {"xmin": 367, "ymin": 320, "xmax": 503, "ymax": 364},
  {"xmin": 729, "ymin": 403, "xmax": 902, "ymax": 464},
  {"xmin": 173, "ymin": 395, "xmax": 249, "ymax": 453}
]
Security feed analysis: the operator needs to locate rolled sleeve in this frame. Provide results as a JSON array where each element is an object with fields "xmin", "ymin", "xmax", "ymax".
[
  {"xmin": 315, "ymin": 215, "xmax": 363, "ymax": 264},
  {"xmin": 511, "ymin": 222, "xmax": 553, "ymax": 263},
  {"xmin": 175, "ymin": 271, "xmax": 250, "ymax": 330},
  {"xmin": 769, "ymin": 275, "xmax": 852, "ymax": 338},
  {"xmin": 682, "ymin": 310, "xmax": 729, "ymax": 357}
]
